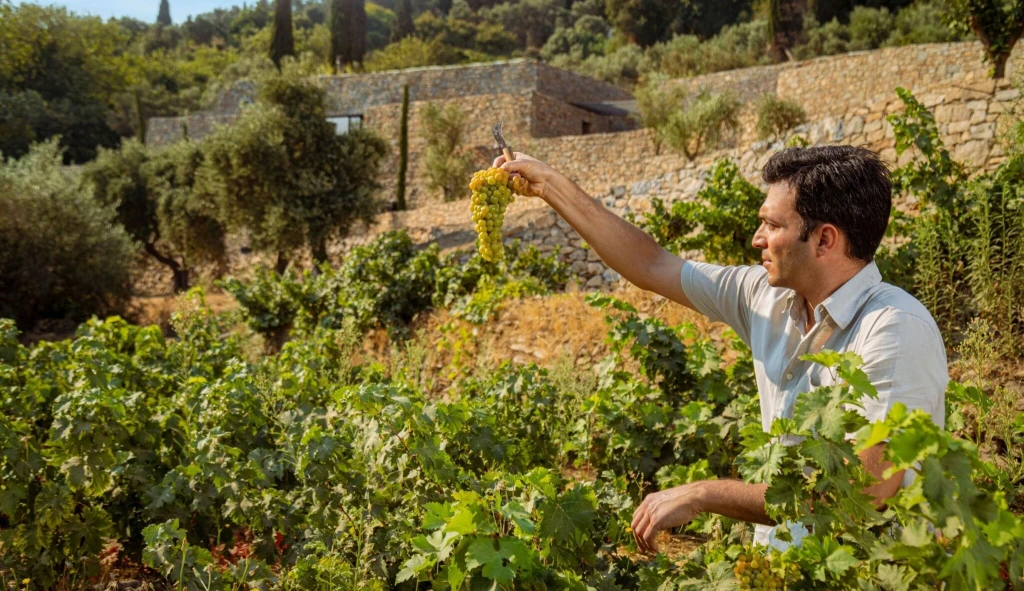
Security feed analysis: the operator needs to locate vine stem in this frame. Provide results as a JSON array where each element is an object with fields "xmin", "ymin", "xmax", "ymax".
[{"xmin": 177, "ymin": 537, "xmax": 188, "ymax": 591}]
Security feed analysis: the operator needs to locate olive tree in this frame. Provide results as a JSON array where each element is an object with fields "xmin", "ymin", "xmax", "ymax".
[
  {"xmin": 940, "ymin": 0, "xmax": 1024, "ymax": 78},
  {"xmin": 83, "ymin": 138, "xmax": 225, "ymax": 292},
  {"xmin": 198, "ymin": 73, "xmax": 389, "ymax": 270}
]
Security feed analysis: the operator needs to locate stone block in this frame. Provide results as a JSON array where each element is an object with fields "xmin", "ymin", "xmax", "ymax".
[
  {"xmin": 954, "ymin": 139, "xmax": 991, "ymax": 167},
  {"xmin": 570, "ymin": 250, "xmax": 586, "ymax": 261},
  {"xmin": 571, "ymin": 260, "xmax": 589, "ymax": 275},
  {"xmin": 534, "ymin": 212, "xmax": 557, "ymax": 229},
  {"xmin": 587, "ymin": 262, "xmax": 605, "ymax": 275},
  {"xmin": 603, "ymin": 269, "xmax": 621, "ymax": 283},
  {"xmin": 969, "ymin": 110, "xmax": 987, "ymax": 124},
  {"xmin": 845, "ymin": 115, "xmax": 864, "ymax": 135},
  {"xmin": 863, "ymin": 119, "xmax": 883, "ymax": 134},
  {"xmin": 934, "ymin": 105, "xmax": 952, "ymax": 123},
  {"xmin": 587, "ymin": 249, "xmax": 602, "ymax": 262},
  {"xmin": 966, "ymin": 100, "xmax": 988, "ymax": 112},
  {"xmin": 560, "ymin": 246, "xmax": 576, "ymax": 255},
  {"xmin": 995, "ymin": 88, "xmax": 1020, "ymax": 101},
  {"xmin": 969, "ymin": 123, "xmax": 994, "ymax": 140},
  {"xmin": 948, "ymin": 120, "xmax": 970, "ymax": 134},
  {"xmin": 585, "ymin": 275, "xmax": 604, "ymax": 288},
  {"xmin": 922, "ymin": 93, "xmax": 944, "ymax": 108},
  {"xmin": 947, "ymin": 104, "xmax": 970, "ymax": 122}
]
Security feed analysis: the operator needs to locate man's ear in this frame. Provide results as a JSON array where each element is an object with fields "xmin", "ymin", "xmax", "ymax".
[{"xmin": 815, "ymin": 223, "xmax": 841, "ymax": 257}]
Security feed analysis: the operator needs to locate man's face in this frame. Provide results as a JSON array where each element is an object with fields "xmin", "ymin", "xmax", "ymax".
[{"xmin": 752, "ymin": 181, "xmax": 816, "ymax": 289}]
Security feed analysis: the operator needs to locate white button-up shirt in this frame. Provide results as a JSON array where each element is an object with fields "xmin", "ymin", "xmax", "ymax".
[{"xmin": 680, "ymin": 260, "xmax": 948, "ymax": 547}]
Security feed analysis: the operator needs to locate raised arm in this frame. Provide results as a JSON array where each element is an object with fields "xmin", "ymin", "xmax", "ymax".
[{"xmin": 496, "ymin": 153, "xmax": 694, "ymax": 310}]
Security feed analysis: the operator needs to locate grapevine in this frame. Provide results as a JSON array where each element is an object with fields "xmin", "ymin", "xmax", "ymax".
[{"xmin": 469, "ymin": 167, "xmax": 529, "ymax": 262}]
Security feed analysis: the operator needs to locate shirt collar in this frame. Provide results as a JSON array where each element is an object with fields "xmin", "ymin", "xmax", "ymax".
[
  {"xmin": 819, "ymin": 262, "xmax": 882, "ymax": 330},
  {"xmin": 783, "ymin": 262, "xmax": 882, "ymax": 330}
]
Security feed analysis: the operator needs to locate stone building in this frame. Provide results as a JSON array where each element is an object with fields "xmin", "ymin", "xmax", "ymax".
[{"xmin": 146, "ymin": 59, "xmax": 636, "ymax": 206}]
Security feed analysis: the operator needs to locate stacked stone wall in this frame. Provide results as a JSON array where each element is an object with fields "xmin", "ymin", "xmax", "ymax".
[{"xmin": 531, "ymin": 93, "xmax": 634, "ymax": 137}]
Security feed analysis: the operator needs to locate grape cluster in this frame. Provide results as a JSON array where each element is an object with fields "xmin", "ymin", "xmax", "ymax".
[
  {"xmin": 469, "ymin": 167, "xmax": 529, "ymax": 262},
  {"xmin": 734, "ymin": 551, "xmax": 791, "ymax": 590}
]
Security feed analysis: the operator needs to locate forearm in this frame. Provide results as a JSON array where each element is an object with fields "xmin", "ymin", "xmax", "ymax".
[
  {"xmin": 544, "ymin": 175, "xmax": 669, "ymax": 292},
  {"xmin": 695, "ymin": 480, "xmax": 774, "ymax": 526}
]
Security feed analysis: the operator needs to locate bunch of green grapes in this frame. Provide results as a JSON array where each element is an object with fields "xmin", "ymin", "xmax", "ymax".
[
  {"xmin": 734, "ymin": 549, "xmax": 795, "ymax": 590},
  {"xmin": 469, "ymin": 167, "xmax": 530, "ymax": 262}
]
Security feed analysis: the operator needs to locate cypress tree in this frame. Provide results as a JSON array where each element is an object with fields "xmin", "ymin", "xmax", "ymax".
[
  {"xmin": 351, "ymin": 0, "xmax": 367, "ymax": 64},
  {"xmin": 329, "ymin": 0, "xmax": 345, "ymax": 72},
  {"xmin": 768, "ymin": 0, "xmax": 806, "ymax": 62},
  {"xmin": 157, "ymin": 0, "xmax": 172, "ymax": 25},
  {"xmin": 134, "ymin": 89, "xmax": 147, "ymax": 142},
  {"xmin": 270, "ymin": 0, "xmax": 295, "ymax": 69},
  {"xmin": 393, "ymin": 0, "xmax": 415, "ymax": 41},
  {"xmin": 330, "ymin": 0, "xmax": 367, "ymax": 69},
  {"xmin": 396, "ymin": 83, "xmax": 409, "ymax": 211}
]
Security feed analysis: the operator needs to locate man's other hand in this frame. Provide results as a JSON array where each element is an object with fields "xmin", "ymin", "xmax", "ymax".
[{"xmin": 630, "ymin": 483, "xmax": 705, "ymax": 553}]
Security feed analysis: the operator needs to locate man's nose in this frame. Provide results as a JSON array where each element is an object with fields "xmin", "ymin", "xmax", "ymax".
[{"xmin": 752, "ymin": 226, "xmax": 766, "ymax": 248}]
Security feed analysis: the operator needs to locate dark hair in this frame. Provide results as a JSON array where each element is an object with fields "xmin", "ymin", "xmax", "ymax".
[{"xmin": 761, "ymin": 145, "xmax": 892, "ymax": 262}]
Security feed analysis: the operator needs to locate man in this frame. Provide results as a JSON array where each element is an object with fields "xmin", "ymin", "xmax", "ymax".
[{"xmin": 494, "ymin": 145, "xmax": 948, "ymax": 552}]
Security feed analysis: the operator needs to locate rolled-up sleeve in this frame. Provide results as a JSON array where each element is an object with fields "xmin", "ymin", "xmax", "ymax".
[
  {"xmin": 855, "ymin": 310, "xmax": 948, "ymax": 429},
  {"xmin": 680, "ymin": 261, "xmax": 768, "ymax": 345}
]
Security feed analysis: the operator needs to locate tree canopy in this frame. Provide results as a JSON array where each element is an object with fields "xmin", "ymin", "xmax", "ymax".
[{"xmin": 198, "ymin": 73, "xmax": 389, "ymax": 268}]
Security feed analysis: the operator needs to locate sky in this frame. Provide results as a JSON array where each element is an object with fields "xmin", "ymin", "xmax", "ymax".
[{"xmin": 16, "ymin": 0, "xmax": 246, "ymax": 24}]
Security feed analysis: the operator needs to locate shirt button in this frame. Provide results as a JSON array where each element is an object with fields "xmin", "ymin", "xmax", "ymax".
[{"xmin": 785, "ymin": 372, "xmax": 794, "ymax": 380}]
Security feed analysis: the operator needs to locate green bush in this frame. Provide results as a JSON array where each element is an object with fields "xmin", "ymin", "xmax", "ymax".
[
  {"xmin": 362, "ymin": 36, "xmax": 466, "ymax": 71},
  {"xmin": 629, "ymin": 158, "xmax": 763, "ymax": 264},
  {"xmin": 792, "ymin": 16, "xmax": 851, "ymax": 60},
  {"xmin": 0, "ymin": 140, "xmax": 137, "ymax": 330},
  {"xmin": 633, "ymin": 75, "xmax": 688, "ymax": 154},
  {"xmin": 648, "ymin": 20, "xmax": 771, "ymax": 78},
  {"xmin": 886, "ymin": 87, "xmax": 1024, "ymax": 353},
  {"xmin": 223, "ymin": 232, "xmax": 571, "ymax": 347},
  {"xmin": 886, "ymin": 1, "xmax": 964, "ymax": 46},
  {"xmin": 660, "ymin": 90, "xmax": 741, "ymax": 160},
  {"xmin": 420, "ymin": 102, "xmax": 476, "ymax": 201},
  {"xmin": 754, "ymin": 93, "xmax": 808, "ymax": 140},
  {"xmin": 540, "ymin": 15, "xmax": 610, "ymax": 62},
  {"xmin": 560, "ymin": 42, "xmax": 650, "ymax": 87},
  {"xmin": 848, "ymin": 6, "xmax": 894, "ymax": 51}
]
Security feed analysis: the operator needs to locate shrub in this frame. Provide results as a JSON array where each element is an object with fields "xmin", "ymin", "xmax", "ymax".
[
  {"xmin": 660, "ymin": 90, "xmax": 741, "ymax": 160},
  {"xmin": 0, "ymin": 140, "xmax": 137, "ymax": 330},
  {"xmin": 754, "ymin": 93, "xmax": 808, "ymax": 140},
  {"xmin": 649, "ymin": 20, "xmax": 770, "ymax": 78},
  {"xmin": 629, "ymin": 158, "xmax": 763, "ymax": 264},
  {"xmin": 792, "ymin": 16, "xmax": 850, "ymax": 60},
  {"xmin": 564, "ymin": 42, "xmax": 650, "ymax": 87},
  {"xmin": 362, "ymin": 36, "xmax": 464, "ymax": 71},
  {"xmin": 887, "ymin": 87, "xmax": 1024, "ymax": 353},
  {"xmin": 847, "ymin": 6, "xmax": 894, "ymax": 51},
  {"xmin": 633, "ymin": 75, "xmax": 688, "ymax": 154},
  {"xmin": 420, "ymin": 102, "xmax": 476, "ymax": 201},
  {"xmin": 540, "ymin": 15, "xmax": 609, "ymax": 62},
  {"xmin": 886, "ymin": 0, "xmax": 964, "ymax": 46}
]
